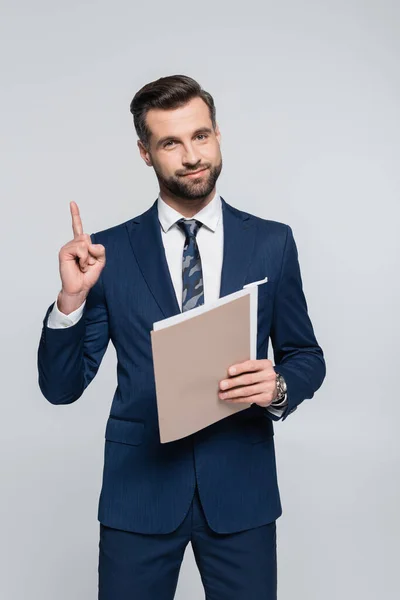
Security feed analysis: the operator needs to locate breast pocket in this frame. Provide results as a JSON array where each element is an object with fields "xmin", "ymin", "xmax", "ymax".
[{"xmin": 105, "ymin": 416, "xmax": 145, "ymax": 446}]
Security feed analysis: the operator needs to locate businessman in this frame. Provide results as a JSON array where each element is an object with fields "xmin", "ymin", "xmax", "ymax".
[{"xmin": 38, "ymin": 74, "xmax": 326, "ymax": 599}]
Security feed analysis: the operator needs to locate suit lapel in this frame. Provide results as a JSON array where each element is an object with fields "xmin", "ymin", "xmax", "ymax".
[
  {"xmin": 126, "ymin": 196, "xmax": 256, "ymax": 318},
  {"xmin": 126, "ymin": 200, "xmax": 181, "ymax": 319},
  {"xmin": 219, "ymin": 197, "xmax": 256, "ymax": 298}
]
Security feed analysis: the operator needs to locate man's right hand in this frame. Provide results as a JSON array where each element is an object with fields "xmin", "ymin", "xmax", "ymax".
[{"xmin": 57, "ymin": 201, "xmax": 106, "ymax": 314}]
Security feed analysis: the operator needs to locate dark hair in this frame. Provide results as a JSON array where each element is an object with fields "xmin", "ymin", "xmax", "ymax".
[{"xmin": 129, "ymin": 74, "xmax": 216, "ymax": 148}]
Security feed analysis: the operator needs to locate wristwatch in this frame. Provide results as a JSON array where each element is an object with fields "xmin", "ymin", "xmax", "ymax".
[{"xmin": 273, "ymin": 373, "xmax": 287, "ymax": 404}]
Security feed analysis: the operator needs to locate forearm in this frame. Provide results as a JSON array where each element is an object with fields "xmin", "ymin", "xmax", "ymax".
[
  {"xmin": 273, "ymin": 347, "xmax": 325, "ymax": 420},
  {"xmin": 38, "ymin": 302, "xmax": 87, "ymax": 404},
  {"xmin": 270, "ymin": 224, "xmax": 326, "ymax": 421},
  {"xmin": 37, "ymin": 276, "xmax": 110, "ymax": 405}
]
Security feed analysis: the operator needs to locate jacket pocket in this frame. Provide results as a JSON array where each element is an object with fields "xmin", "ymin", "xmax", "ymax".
[
  {"xmin": 201, "ymin": 414, "xmax": 274, "ymax": 445},
  {"xmin": 105, "ymin": 416, "xmax": 144, "ymax": 446},
  {"xmin": 246, "ymin": 417, "xmax": 274, "ymax": 443}
]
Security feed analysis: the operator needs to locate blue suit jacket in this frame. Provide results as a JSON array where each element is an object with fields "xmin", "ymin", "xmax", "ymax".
[{"xmin": 37, "ymin": 197, "xmax": 326, "ymax": 534}]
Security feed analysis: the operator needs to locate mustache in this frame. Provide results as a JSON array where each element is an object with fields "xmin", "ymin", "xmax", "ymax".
[{"xmin": 176, "ymin": 165, "xmax": 211, "ymax": 176}]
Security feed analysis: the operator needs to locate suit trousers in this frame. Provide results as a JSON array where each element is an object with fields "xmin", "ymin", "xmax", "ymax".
[{"xmin": 98, "ymin": 483, "xmax": 277, "ymax": 600}]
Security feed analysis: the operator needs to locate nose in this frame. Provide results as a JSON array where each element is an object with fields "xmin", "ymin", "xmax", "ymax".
[{"xmin": 181, "ymin": 143, "xmax": 201, "ymax": 168}]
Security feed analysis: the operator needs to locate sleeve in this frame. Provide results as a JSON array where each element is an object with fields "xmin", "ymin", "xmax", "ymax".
[
  {"xmin": 37, "ymin": 234, "xmax": 110, "ymax": 405},
  {"xmin": 269, "ymin": 225, "xmax": 326, "ymax": 421},
  {"xmin": 46, "ymin": 297, "xmax": 86, "ymax": 328},
  {"xmin": 266, "ymin": 392, "xmax": 288, "ymax": 418}
]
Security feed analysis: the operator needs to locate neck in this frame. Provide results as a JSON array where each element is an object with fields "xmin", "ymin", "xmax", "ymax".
[{"xmin": 158, "ymin": 186, "xmax": 216, "ymax": 218}]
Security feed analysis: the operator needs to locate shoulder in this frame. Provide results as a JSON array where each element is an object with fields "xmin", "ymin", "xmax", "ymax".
[
  {"xmin": 223, "ymin": 199, "xmax": 292, "ymax": 240},
  {"xmin": 90, "ymin": 219, "xmax": 131, "ymax": 244},
  {"xmin": 89, "ymin": 203, "xmax": 154, "ymax": 245}
]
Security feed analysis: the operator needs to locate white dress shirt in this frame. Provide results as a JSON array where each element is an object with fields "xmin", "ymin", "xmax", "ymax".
[
  {"xmin": 47, "ymin": 191, "xmax": 287, "ymax": 416},
  {"xmin": 158, "ymin": 190, "xmax": 224, "ymax": 310}
]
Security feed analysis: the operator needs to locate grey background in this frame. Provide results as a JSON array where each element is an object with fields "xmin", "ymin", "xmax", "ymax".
[{"xmin": 1, "ymin": 0, "xmax": 399, "ymax": 598}]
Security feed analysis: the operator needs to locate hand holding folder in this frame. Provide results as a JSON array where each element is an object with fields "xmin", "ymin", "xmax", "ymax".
[{"xmin": 151, "ymin": 279, "xmax": 267, "ymax": 443}]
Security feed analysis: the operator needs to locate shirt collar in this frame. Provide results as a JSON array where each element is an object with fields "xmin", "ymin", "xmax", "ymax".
[{"xmin": 157, "ymin": 190, "xmax": 221, "ymax": 233}]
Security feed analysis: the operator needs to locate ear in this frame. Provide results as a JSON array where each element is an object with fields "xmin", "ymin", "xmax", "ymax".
[
  {"xmin": 137, "ymin": 140, "xmax": 153, "ymax": 166},
  {"xmin": 215, "ymin": 123, "xmax": 221, "ymax": 144}
]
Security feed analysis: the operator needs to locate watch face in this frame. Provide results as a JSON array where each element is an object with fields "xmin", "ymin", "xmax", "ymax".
[{"xmin": 277, "ymin": 375, "xmax": 286, "ymax": 395}]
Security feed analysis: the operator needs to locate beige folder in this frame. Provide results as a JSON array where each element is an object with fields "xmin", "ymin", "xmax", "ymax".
[{"xmin": 151, "ymin": 287, "xmax": 259, "ymax": 443}]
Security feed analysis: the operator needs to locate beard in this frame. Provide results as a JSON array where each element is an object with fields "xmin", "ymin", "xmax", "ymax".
[{"xmin": 154, "ymin": 159, "xmax": 223, "ymax": 201}]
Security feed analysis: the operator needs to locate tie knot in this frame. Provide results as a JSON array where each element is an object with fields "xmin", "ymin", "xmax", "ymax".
[{"xmin": 177, "ymin": 218, "xmax": 203, "ymax": 239}]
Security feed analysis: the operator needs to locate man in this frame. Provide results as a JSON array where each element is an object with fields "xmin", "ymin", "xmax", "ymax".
[{"xmin": 37, "ymin": 74, "xmax": 326, "ymax": 599}]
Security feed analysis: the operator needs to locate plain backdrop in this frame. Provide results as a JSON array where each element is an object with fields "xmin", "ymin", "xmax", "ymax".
[{"xmin": 1, "ymin": 1, "xmax": 399, "ymax": 598}]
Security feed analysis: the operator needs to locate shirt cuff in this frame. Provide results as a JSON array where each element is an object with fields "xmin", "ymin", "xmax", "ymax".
[
  {"xmin": 270, "ymin": 392, "xmax": 288, "ymax": 408},
  {"xmin": 266, "ymin": 393, "xmax": 288, "ymax": 417},
  {"xmin": 46, "ymin": 297, "xmax": 86, "ymax": 329}
]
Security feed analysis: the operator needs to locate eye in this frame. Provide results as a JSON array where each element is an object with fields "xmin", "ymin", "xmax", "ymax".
[
  {"xmin": 163, "ymin": 140, "xmax": 176, "ymax": 148},
  {"xmin": 196, "ymin": 134, "xmax": 208, "ymax": 140}
]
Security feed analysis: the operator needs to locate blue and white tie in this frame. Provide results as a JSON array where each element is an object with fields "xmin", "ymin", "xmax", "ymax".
[{"xmin": 177, "ymin": 218, "xmax": 204, "ymax": 312}]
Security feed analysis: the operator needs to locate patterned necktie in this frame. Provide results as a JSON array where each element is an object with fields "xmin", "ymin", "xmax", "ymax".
[{"xmin": 176, "ymin": 218, "xmax": 204, "ymax": 312}]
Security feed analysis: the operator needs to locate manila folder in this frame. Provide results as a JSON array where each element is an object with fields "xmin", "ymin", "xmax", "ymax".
[{"xmin": 150, "ymin": 290, "xmax": 257, "ymax": 444}]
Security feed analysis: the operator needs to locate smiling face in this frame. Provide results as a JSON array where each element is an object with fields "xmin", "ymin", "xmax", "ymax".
[{"xmin": 138, "ymin": 96, "xmax": 223, "ymax": 205}]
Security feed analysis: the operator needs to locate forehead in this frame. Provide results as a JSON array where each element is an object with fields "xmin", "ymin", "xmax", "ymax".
[{"xmin": 146, "ymin": 96, "xmax": 212, "ymax": 139}]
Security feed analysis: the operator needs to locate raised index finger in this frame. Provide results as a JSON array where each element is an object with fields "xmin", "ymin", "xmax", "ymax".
[{"xmin": 70, "ymin": 201, "xmax": 83, "ymax": 238}]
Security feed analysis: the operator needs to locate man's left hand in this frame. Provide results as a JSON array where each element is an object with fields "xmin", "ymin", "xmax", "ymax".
[{"xmin": 218, "ymin": 359, "xmax": 278, "ymax": 407}]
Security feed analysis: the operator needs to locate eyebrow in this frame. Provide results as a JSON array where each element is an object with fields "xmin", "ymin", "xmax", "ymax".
[{"xmin": 156, "ymin": 127, "xmax": 213, "ymax": 149}]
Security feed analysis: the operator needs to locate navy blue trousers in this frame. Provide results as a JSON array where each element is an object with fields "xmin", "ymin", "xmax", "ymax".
[{"xmin": 98, "ymin": 484, "xmax": 277, "ymax": 599}]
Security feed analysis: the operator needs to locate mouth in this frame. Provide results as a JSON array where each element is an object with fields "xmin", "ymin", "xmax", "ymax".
[{"xmin": 180, "ymin": 167, "xmax": 209, "ymax": 178}]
